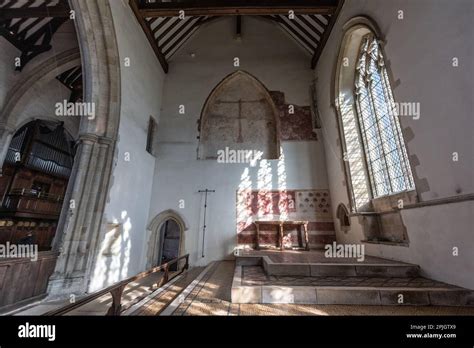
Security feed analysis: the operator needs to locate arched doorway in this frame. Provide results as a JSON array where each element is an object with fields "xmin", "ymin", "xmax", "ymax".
[
  {"xmin": 146, "ymin": 210, "xmax": 187, "ymax": 270},
  {"xmin": 157, "ymin": 218, "xmax": 182, "ymax": 271}
]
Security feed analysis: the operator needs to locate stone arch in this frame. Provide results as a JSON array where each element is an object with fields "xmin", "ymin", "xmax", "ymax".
[
  {"xmin": 44, "ymin": 0, "xmax": 122, "ymax": 296},
  {"xmin": 197, "ymin": 70, "xmax": 280, "ymax": 160},
  {"xmin": 0, "ymin": 48, "xmax": 81, "ymax": 167},
  {"xmin": 0, "ymin": 48, "xmax": 81, "ymax": 133},
  {"xmin": 146, "ymin": 210, "xmax": 188, "ymax": 269},
  {"xmin": 0, "ymin": 4, "xmax": 123, "ymax": 296}
]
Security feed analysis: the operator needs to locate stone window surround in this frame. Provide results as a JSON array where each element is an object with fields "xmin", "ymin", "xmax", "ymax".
[{"xmin": 332, "ymin": 15, "xmax": 420, "ymax": 217}]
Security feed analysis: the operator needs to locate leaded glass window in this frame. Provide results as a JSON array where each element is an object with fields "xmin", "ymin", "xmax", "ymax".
[{"xmin": 354, "ymin": 35, "xmax": 414, "ymax": 197}]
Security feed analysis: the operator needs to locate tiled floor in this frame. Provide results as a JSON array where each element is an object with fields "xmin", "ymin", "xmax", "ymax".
[
  {"xmin": 241, "ymin": 265, "xmax": 460, "ymax": 288},
  {"xmin": 239, "ymin": 249, "xmax": 407, "ymax": 264},
  {"xmin": 168, "ymin": 261, "xmax": 474, "ymax": 316}
]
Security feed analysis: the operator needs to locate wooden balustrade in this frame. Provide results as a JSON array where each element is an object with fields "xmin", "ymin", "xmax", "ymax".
[
  {"xmin": 44, "ymin": 254, "xmax": 190, "ymax": 316},
  {"xmin": 1, "ymin": 189, "xmax": 64, "ymax": 216}
]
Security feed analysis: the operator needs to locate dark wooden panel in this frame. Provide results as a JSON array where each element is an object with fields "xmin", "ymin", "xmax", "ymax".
[
  {"xmin": 0, "ymin": 4, "xmax": 69, "ymax": 20},
  {"xmin": 0, "ymin": 251, "xmax": 59, "ymax": 309},
  {"xmin": 33, "ymin": 255, "xmax": 57, "ymax": 295},
  {"xmin": 138, "ymin": 0, "xmax": 338, "ymax": 17}
]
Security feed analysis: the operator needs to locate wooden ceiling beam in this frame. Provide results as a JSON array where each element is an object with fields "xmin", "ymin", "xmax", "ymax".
[
  {"xmin": 17, "ymin": 18, "xmax": 44, "ymax": 40},
  {"xmin": 163, "ymin": 17, "xmax": 205, "ymax": 57},
  {"xmin": 283, "ymin": 14, "xmax": 320, "ymax": 42},
  {"xmin": 140, "ymin": 8, "xmax": 336, "ymax": 17},
  {"xmin": 129, "ymin": 0, "xmax": 169, "ymax": 73},
  {"xmin": 160, "ymin": 17, "xmax": 196, "ymax": 52},
  {"xmin": 0, "ymin": 4, "xmax": 70, "ymax": 21},
  {"xmin": 138, "ymin": 0, "xmax": 337, "ymax": 17},
  {"xmin": 156, "ymin": 17, "xmax": 181, "ymax": 43},
  {"xmin": 311, "ymin": 14, "xmax": 328, "ymax": 30},
  {"xmin": 297, "ymin": 15, "xmax": 324, "ymax": 37},
  {"xmin": 0, "ymin": 26, "xmax": 28, "ymax": 51},
  {"xmin": 164, "ymin": 16, "xmax": 221, "ymax": 59},
  {"xmin": 15, "ymin": 16, "xmax": 68, "ymax": 71},
  {"xmin": 311, "ymin": 0, "xmax": 344, "ymax": 69},
  {"xmin": 152, "ymin": 17, "xmax": 172, "ymax": 35}
]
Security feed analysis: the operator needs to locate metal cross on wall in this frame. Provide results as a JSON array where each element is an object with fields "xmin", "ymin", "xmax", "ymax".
[{"xmin": 216, "ymin": 98, "xmax": 265, "ymax": 143}]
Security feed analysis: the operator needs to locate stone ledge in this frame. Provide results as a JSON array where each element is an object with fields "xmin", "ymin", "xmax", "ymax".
[
  {"xmin": 362, "ymin": 240, "xmax": 409, "ymax": 247},
  {"xmin": 232, "ymin": 283, "xmax": 474, "ymax": 306},
  {"xmin": 236, "ymin": 255, "xmax": 420, "ymax": 278},
  {"xmin": 262, "ymin": 286, "xmax": 317, "ymax": 304},
  {"xmin": 232, "ymin": 264, "xmax": 472, "ymax": 306}
]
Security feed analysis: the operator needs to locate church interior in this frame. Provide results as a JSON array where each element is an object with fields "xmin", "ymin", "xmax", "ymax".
[{"xmin": 0, "ymin": 0, "xmax": 473, "ymax": 317}]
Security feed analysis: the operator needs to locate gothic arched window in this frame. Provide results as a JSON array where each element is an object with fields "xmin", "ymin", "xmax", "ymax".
[
  {"xmin": 354, "ymin": 35, "xmax": 414, "ymax": 197},
  {"xmin": 335, "ymin": 19, "xmax": 415, "ymax": 211}
]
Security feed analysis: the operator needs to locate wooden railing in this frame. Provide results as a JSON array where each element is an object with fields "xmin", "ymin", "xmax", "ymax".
[
  {"xmin": 44, "ymin": 254, "xmax": 189, "ymax": 316},
  {"xmin": 8, "ymin": 188, "xmax": 64, "ymax": 202},
  {"xmin": 2, "ymin": 188, "xmax": 64, "ymax": 216}
]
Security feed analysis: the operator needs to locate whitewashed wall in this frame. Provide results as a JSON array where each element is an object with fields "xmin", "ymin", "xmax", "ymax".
[
  {"xmin": 148, "ymin": 17, "xmax": 329, "ymax": 267},
  {"xmin": 89, "ymin": 0, "xmax": 166, "ymax": 290},
  {"xmin": 315, "ymin": 0, "xmax": 474, "ymax": 288}
]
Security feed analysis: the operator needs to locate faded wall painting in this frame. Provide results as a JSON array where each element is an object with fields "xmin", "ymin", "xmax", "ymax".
[{"xmin": 198, "ymin": 71, "xmax": 279, "ymax": 160}]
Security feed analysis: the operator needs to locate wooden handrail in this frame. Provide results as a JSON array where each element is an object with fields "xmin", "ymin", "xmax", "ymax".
[
  {"xmin": 44, "ymin": 254, "xmax": 189, "ymax": 316},
  {"xmin": 7, "ymin": 188, "xmax": 64, "ymax": 202}
]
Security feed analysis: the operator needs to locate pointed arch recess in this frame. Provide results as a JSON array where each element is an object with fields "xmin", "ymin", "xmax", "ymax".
[{"xmin": 197, "ymin": 70, "xmax": 280, "ymax": 160}]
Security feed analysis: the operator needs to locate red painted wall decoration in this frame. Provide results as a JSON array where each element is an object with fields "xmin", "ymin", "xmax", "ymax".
[
  {"xmin": 236, "ymin": 189, "xmax": 335, "ymax": 249},
  {"xmin": 270, "ymin": 91, "xmax": 318, "ymax": 141}
]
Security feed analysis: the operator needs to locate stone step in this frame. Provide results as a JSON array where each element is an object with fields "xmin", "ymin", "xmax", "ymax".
[
  {"xmin": 231, "ymin": 265, "xmax": 474, "ymax": 306},
  {"xmin": 235, "ymin": 255, "xmax": 420, "ymax": 278}
]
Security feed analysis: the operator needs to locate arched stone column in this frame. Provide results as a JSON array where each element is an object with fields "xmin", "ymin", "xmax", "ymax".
[
  {"xmin": 145, "ymin": 210, "xmax": 188, "ymax": 269},
  {"xmin": 46, "ymin": 0, "xmax": 122, "ymax": 296},
  {"xmin": 0, "ymin": 1, "xmax": 120, "ymax": 298}
]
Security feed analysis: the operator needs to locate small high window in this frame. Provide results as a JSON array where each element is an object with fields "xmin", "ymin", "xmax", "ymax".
[{"xmin": 146, "ymin": 116, "xmax": 157, "ymax": 155}]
